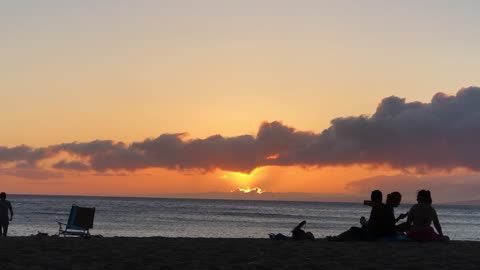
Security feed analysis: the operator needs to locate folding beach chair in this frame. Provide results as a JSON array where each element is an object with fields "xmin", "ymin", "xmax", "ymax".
[{"xmin": 57, "ymin": 205, "xmax": 95, "ymax": 237}]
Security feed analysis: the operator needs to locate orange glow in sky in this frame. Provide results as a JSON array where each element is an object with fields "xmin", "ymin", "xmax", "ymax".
[
  {"xmin": 1, "ymin": 164, "xmax": 398, "ymax": 197},
  {"xmin": 2, "ymin": 1, "xmax": 480, "ymax": 201}
]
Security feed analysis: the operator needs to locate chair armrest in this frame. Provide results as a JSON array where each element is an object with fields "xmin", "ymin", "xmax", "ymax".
[{"xmin": 57, "ymin": 221, "xmax": 66, "ymax": 233}]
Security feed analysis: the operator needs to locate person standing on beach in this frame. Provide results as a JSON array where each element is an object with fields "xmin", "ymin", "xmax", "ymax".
[{"xmin": 0, "ymin": 192, "xmax": 14, "ymax": 236}]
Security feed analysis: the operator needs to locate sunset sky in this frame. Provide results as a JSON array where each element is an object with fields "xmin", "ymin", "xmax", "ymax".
[{"xmin": 2, "ymin": 1, "xmax": 480, "ymax": 202}]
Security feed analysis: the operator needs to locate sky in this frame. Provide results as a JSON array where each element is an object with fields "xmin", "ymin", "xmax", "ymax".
[{"xmin": 2, "ymin": 0, "xmax": 480, "ymax": 202}]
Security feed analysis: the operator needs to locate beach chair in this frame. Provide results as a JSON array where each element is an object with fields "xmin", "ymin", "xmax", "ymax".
[{"xmin": 57, "ymin": 205, "xmax": 95, "ymax": 237}]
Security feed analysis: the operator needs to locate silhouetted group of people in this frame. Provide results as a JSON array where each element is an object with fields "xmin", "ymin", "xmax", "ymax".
[
  {"xmin": 0, "ymin": 189, "xmax": 450, "ymax": 241},
  {"xmin": 329, "ymin": 189, "xmax": 449, "ymax": 242},
  {"xmin": 270, "ymin": 189, "xmax": 449, "ymax": 242}
]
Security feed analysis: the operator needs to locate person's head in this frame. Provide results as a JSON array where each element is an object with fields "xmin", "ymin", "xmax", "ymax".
[
  {"xmin": 386, "ymin": 192, "xmax": 402, "ymax": 207},
  {"xmin": 417, "ymin": 190, "xmax": 432, "ymax": 205},
  {"xmin": 0, "ymin": 192, "xmax": 6, "ymax": 201},
  {"xmin": 371, "ymin": 190, "xmax": 383, "ymax": 204}
]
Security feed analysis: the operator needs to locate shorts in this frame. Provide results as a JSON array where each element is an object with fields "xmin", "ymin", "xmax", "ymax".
[{"xmin": 0, "ymin": 216, "xmax": 9, "ymax": 226}]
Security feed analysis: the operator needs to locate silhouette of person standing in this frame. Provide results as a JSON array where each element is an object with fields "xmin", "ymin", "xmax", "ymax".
[{"xmin": 0, "ymin": 192, "xmax": 14, "ymax": 236}]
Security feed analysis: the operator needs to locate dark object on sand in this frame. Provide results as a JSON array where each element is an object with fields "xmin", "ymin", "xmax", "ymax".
[
  {"xmin": 292, "ymin": 220, "xmax": 306, "ymax": 232},
  {"xmin": 35, "ymin": 231, "xmax": 49, "ymax": 237},
  {"xmin": 269, "ymin": 220, "xmax": 315, "ymax": 241},
  {"xmin": 269, "ymin": 233, "xmax": 289, "ymax": 240},
  {"xmin": 57, "ymin": 205, "xmax": 95, "ymax": 237},
  {"xmin": 291, "ymin": 220, "xmax": 315, "ymax": 241}
]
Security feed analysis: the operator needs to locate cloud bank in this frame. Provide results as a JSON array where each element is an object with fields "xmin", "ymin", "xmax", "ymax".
[{"xmin": 3, "ymin": 86, "xmax": 480, "ymax": 178}]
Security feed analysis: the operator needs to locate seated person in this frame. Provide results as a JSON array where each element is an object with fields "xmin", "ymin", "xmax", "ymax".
[
  {"xmin": 385, "ymin": 192, "xmax": 409, "ymax": 232},
  {"xmin": 330, "ymin": 190, "xmax": 392, "ymax": 241},
  {"xmin": 406, "ymin": 190, "xmax": 449, "ymax": 241}
]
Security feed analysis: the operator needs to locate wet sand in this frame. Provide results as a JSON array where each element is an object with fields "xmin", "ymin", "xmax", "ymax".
[{"xmin": 0, "ymin": 237, "xmax": 479, "ymax": 269}]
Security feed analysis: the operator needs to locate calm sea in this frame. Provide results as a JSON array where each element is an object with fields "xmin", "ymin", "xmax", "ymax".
[{"xmin": 6, "ymin": 195, "xmax": 480, "ymax": 240}]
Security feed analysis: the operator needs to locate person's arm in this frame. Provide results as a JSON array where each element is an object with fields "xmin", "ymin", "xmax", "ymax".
[
  {"xmin": 366, "ymin": 206, "xmax": 377, "ymax": 228},
  {"xmin": 8, "ymin": 201, "xmax": 13, "ymax": 221},
  {"xmin": 406, "ymin": 208, "xmax": 414, "ymax": 228},
  {"xmin": 432, "ymin": 209, "xmax": 443, "ymax": 236},
  {"xmin": 360, "ymin": 216, "xmax": 367, "ymax": 227},
  {"xmin": 395, "ymin": 212, "xmax": 408, "ymax": 223}
]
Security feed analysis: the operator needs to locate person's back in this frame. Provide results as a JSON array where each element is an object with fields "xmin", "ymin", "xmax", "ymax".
[
  {"xmin": 408, "ymin": 203, "xmax": 435, "ymax": 231},
  {"xmin": 0, "ymin": 198, "xmax": 11, "ymax": 221},
  {"xmin": 406, "ymin": 190, "xmax": 448, "ymax": 241},
  {"xmin": 367, "ymin": 203, "xmax": 394, "ymax": 237}
]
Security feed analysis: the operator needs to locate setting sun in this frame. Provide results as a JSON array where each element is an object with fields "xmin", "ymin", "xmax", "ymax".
[
  {"xmin": 237, "ymin": 187, "xmax": 263, "ymax": 194},
  {"xmin": 219, "ymin": 168, "xmax": 264, "ymax": 188}
]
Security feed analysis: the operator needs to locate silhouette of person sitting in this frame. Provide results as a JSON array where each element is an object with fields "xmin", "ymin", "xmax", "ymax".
[
  {"xmin": 385, "ymin": 192, "xmax": 409, "ymax": 232},
  {"xmin": 0, "ymin": 192, "xmax": 14, "ymax": 237},
  {"xmin": 330, "ymin": 190, "xmax": 392, "ymax": 241},
  {"xmin": 406, "ymin": 190, "xmax": 449, "ymax": 241}
]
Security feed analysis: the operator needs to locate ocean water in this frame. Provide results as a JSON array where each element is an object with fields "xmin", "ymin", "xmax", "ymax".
[{"xmin": 6, "ymin": 195, "xmax": 480, "ymax": 240}]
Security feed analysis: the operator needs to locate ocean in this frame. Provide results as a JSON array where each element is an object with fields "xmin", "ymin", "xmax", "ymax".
[{"xmin": 6, "ymin": 195, "xmax": 480, "ymax": 240}]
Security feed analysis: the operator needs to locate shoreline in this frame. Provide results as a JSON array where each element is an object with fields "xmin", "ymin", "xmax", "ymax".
[
  {"xmin": 1, "ymin": 237, "xmax": 479, "ymax": 269},
  {"xmin": 9, "ymin": 193, "xmax": 480, "ymax": 205}
]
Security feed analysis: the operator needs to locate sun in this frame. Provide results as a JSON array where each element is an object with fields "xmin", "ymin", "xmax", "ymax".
[
  {"xmin": 229, "ymin": 171, "xmax": 254, "ymax": 181},
  {"xmin": 218, "ymin": 168, "xmax": 263, "ymax": 189},
  {"xmin": 238, "ymin": 187, "xmax": 263, "ymax": 194}
]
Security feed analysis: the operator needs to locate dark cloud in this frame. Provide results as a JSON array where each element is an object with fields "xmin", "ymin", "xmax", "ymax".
[
  {"xmin": 0, "ymin": 145, "xmax": 54, "ymax": 165},
  {"xmin": 180, "ymin": 134, "xmax": 257, "ymax": 172},
  {"xmin": 52, "ymin": 160, "xmax": 90, "ymax": 171},
  {"xmin": 0, "ymin": 145, "xmax": 32, "ymax": 162},
  {"xmin": 52, "ymin": 140, "xmax": 125, "ymax": 157},
  {"xmin": 0, "ymin": 168, "xmax": 64, "ymax": 180},
  {"xmin": 256, "ymin": 121, "xmax": 316, "ymax": 166},
  {"xmin": 2, "ymin": 86, "xmax": 480, "ymax": 176},
  {"xmin": 296, "ymin": 86, "xmax": 480, "ymax": 171},
  {"xmin": 52, "ymin": 140, "xmax": 149, "ymax": 172}
]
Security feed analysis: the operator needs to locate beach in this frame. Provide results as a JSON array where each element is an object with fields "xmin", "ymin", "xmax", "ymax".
[{"xmin": 0, "ymin": 237, "xmax": 479, "ymax": 270}]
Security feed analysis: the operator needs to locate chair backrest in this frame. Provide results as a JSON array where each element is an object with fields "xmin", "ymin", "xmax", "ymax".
[{"xmin": 66, "ymin": 205, "xmax": 95, "ymax": 230}]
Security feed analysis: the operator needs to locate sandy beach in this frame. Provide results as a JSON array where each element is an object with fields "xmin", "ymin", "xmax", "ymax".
[{"xmin": 0, "ymin": 237, "xmax": 479, "ymax": 270}]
